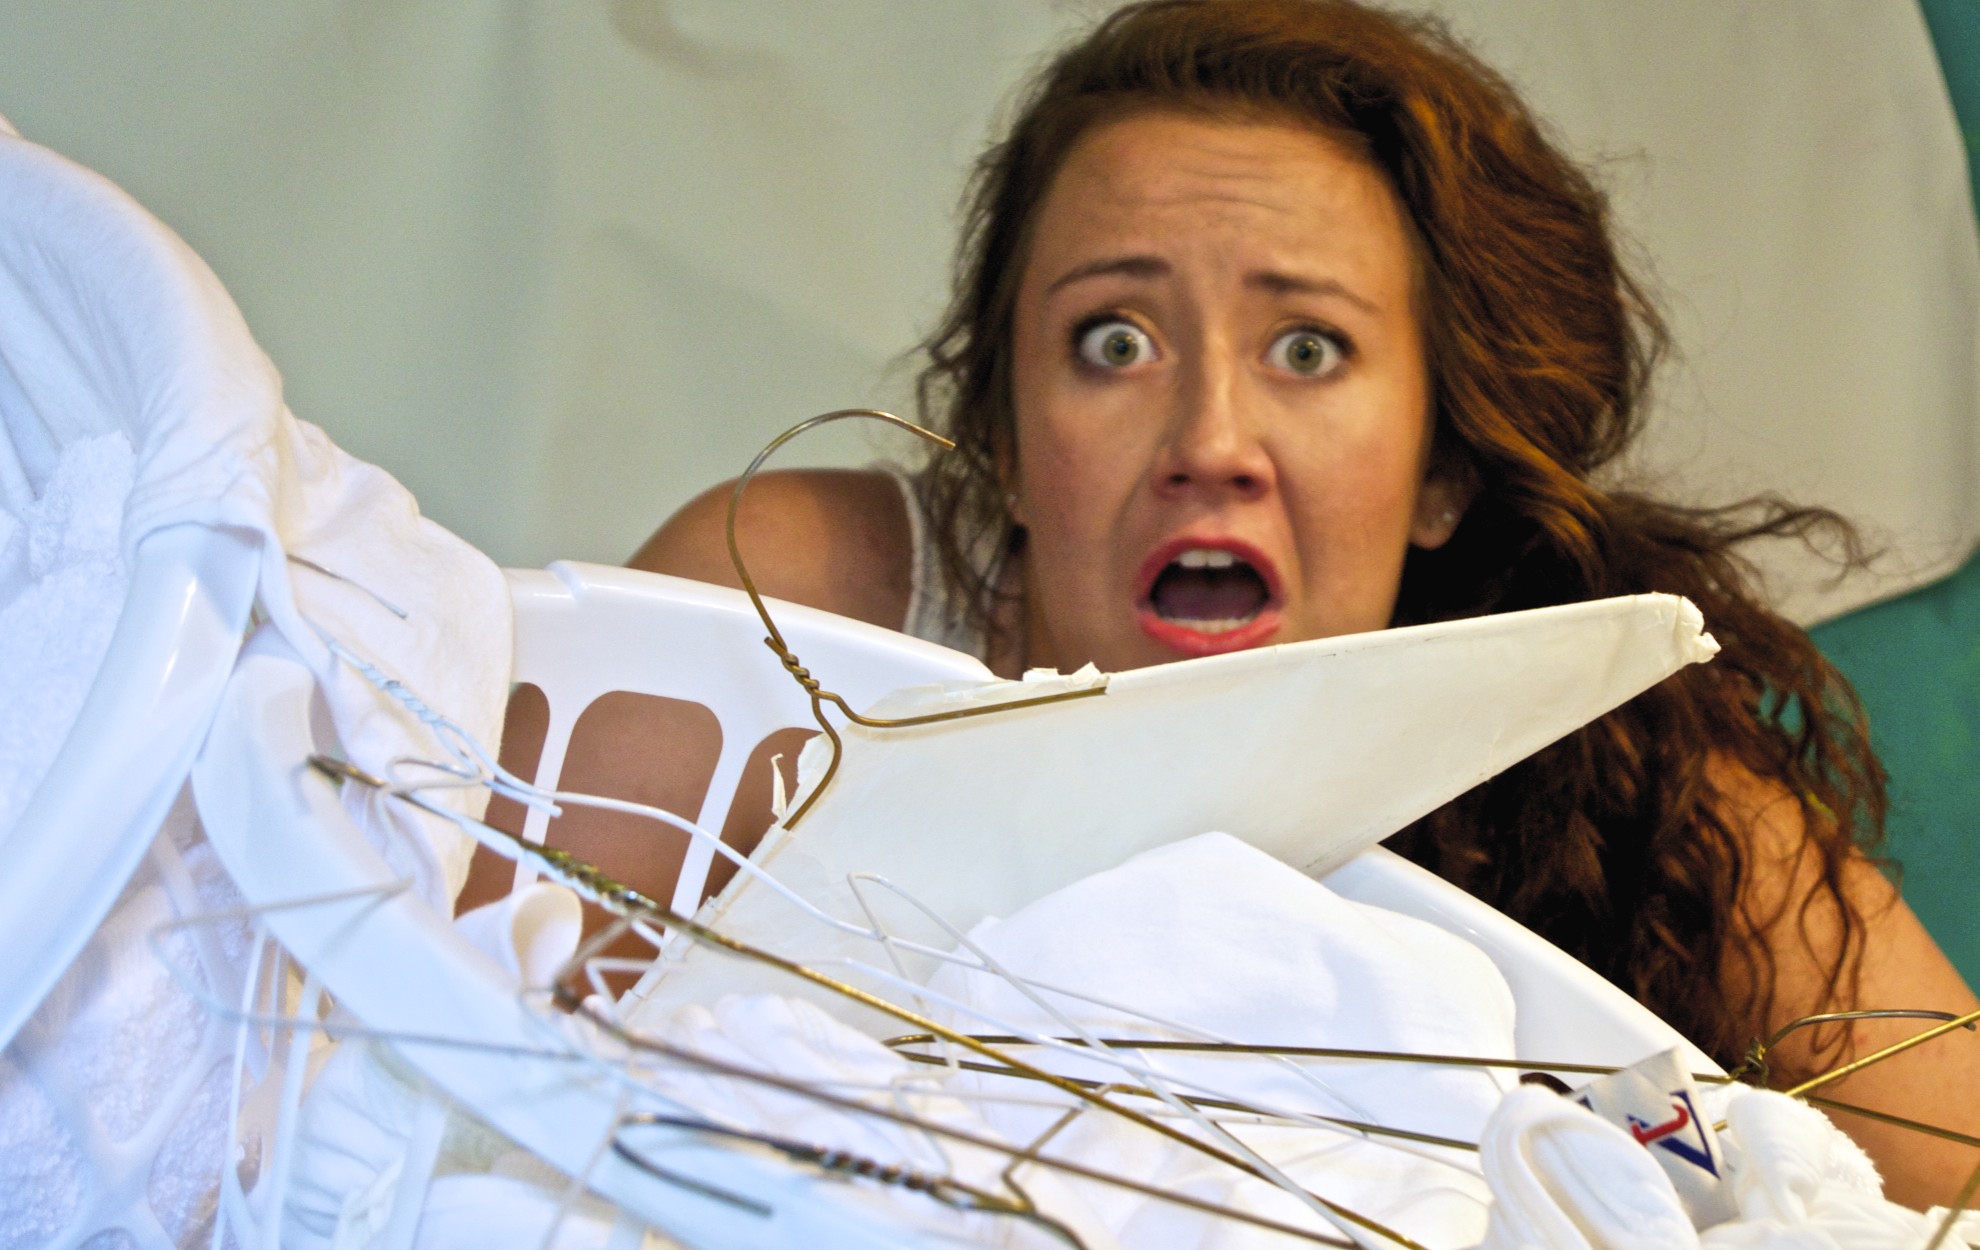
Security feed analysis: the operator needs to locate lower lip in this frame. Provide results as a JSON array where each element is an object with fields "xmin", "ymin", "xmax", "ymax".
[{"xmin": 1136, "ymin": 605, "xmax": 1285, "ymax": 657}]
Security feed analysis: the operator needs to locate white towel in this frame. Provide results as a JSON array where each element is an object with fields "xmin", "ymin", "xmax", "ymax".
[
  {"xmin": 0, "ymin": 431, "xmax": 134, "ymax": 841},
  {"xmin": 1699, "ymin": 1089, "xmax": 1931, "ymax": 1250}
]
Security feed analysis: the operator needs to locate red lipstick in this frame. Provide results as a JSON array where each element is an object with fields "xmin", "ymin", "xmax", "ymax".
[{"xmin": 1134, "ymin": 536, "xmax": 1284, "ymax": 658}]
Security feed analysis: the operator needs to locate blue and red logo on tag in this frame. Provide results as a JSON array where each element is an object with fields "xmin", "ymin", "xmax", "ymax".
[
  {"xmin": 1574, "ymin": 1048, "xmax": 1736, "ymax": 1228},
  {"xmin": 1621, "ymin": 1086, "xmax": 1717, "ymax": 1173}
]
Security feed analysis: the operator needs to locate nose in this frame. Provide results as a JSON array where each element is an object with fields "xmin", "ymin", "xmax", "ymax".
[{"xmin": 1151, "ymin": 342, "xmax": 1274, "ymax": 503}]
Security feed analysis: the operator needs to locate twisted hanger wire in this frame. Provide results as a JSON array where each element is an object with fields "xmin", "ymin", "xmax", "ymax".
[
  {"xmin": 300, "ymin": 577, "xmax": 1980, "ymax": 1239},
  {"xmin": 722, "ymin": 409, "xmax": 1108, "ymax": 828},
  {"xmin": 616, "ymin": 1114, "xmax": 1091, "ymax": 1250},
  {"xmin": 584, "ymin": 1000, "xmax": 1357, "ymax": 1247},
  {"xmin": 318, "ymin": 743, "xmax": 1426, "ymax": 1249},
  {"xmin": 1726, "ymin": 1007, "xmax": 1977, "ymax": 1087},
  {"xmin": 1778, "ymin": 1009, "xmax": 1980, "ymax": 1102}
]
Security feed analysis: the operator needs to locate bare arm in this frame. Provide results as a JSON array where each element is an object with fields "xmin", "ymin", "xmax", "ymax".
[
  {"xmin": 1719, "ymin": 763, "xmax": 1980, "ymax": 1207},
  {"xmin": 629, "ymin": 467, "xmax": 915, "ymax": 631}
]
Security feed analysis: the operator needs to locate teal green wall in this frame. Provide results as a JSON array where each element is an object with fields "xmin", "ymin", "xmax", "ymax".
[{"xmin": 1810, "ymin": 1, "xmax": 1980, "ymax": 981}]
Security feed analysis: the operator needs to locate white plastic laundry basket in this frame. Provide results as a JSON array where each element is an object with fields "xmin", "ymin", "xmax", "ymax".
[{"xmin": 187, "ymin": 561, "xmax": 1718, "ymax": 1249}]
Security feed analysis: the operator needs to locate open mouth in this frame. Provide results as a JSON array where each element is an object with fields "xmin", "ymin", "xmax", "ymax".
[
  {"xmin": 1136, "ymin": 541, "xmax": 1283, "ymax": 657},
  {"xmin": 1148, "ymin": 549, "xmax": 1270, "ymax": 631}
]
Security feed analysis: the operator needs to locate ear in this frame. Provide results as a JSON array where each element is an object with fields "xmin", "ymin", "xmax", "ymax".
[
  {"xmin": 1409, "ymin": 469, "xmax": 1473, "ymax": 550},
  {"xmin": 992, "ymin": 432, "xmax": 1028, "ymax": 527}
]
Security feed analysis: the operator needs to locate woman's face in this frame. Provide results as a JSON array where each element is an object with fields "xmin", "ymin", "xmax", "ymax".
[{"xmin": 1007, "ymin": 110, "xmax": 1463, "ymax": 673}]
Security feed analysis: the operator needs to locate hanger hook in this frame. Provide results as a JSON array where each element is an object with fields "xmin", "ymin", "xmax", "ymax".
[
  {"xmin": 725, "ymin": 409, "xmax": 952, "ymax": 661},
  {"xmin": 725, "ymin": 409, "xmax": 1105, "ymax": 830}
]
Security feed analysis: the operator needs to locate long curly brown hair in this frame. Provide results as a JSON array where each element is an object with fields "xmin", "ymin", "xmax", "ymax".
[{"xmin": 914, "ymin": 0, "xmax": 1884, "ymax": 1070}]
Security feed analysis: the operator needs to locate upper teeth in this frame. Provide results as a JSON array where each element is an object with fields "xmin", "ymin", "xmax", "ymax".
[{"xmin": 1175, "ymin": 548, "xmax": 1238, "ymax": 570}]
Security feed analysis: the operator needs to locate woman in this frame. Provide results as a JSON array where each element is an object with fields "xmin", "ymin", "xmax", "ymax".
[{"xmin": 634, "ymin": 0, "xmax": 1980, "ymax": 1201}]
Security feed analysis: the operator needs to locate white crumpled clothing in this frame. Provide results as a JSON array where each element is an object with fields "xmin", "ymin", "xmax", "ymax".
[
  {"xmin": 918, "ymin": 831, "xmax": 1512, "ymax": 1249},
  {"xmin": 0, "ymin": 120, "xmax": 510, "ymax": 906},
  {"xmin": 1479, "ymin": 1084, "xmax": 1705, "ymax": 1250},
  {"xmin": 0, "ymin": 121, "xmax": 513, "ymax": 1250},
  {"xmin": 284, "ymin": 883, "xmax": 587, "ymax": 1250},
  {"xmin": 1700, "ymin": 1090, "xmax": 1938, "ymax": 1250},
  {"xmin": 1479, "ymin": 1079, "xmax": 1970, "ymax": 1250}
]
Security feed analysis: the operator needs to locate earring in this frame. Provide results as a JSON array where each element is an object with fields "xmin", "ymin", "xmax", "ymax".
[{"xmin": 1004, "ymin": 490, "xmax": 1020, "ymax": 512}]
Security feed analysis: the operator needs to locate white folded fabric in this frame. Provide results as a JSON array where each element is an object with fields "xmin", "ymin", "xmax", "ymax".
[
  {"xmin": 449, "ymin": 879, "xmax": 584, "ymax": 990},
  {"xmin": 926, "ymin": 832, "xmax": 1515, "ymax": 1140},
  {"xmin": 262, "ymin": 411, "xmax": 512, "ymax": 905},
  {"xmin": 1479, "ymin": 1084, "xmax": 1702, "ymax": 1250}
]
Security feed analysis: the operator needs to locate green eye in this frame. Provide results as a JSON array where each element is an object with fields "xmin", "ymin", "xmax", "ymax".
[
  {"xmin": 1078, "ymin": 319, "xmax": 1156, "ymax": 368},
  {"xmin": 1268, "ymin": 328, "xmax": 1344, "ymax": 377}
]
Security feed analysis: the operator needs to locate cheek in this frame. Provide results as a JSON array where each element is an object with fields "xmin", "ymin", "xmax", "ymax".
[
  {"xmin": 1012, "ymin": 414, "xmax": 1125, "ymax": 544},
  {"xmin": 1280, "ymin": 411, "xmax": 1433, "ymax": 573},
  {"xmin": 1009, "ymin": 359, "xmax": 1142, "ymax": 538}
]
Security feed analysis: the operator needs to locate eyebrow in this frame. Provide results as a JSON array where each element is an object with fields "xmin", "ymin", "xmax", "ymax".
[
  {"xmin": 1045, "ymin": 254, "xmax": 1380, "ymax": 315},
  {"xmin": 1045, "ymin": 255, "xmax": 1169, "ymax": 294},
  {"xmin": 1247, "ymin": 270, "xmax": 1380, "ymax": 315}
]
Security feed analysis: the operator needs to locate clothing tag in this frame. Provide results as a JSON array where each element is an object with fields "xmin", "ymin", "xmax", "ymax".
[{"xmin": 1575, "ymin": 1047, "xmax": 1737, "ymax": 1229}]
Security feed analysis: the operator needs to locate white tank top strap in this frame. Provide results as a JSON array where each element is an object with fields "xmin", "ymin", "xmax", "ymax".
[{"xmin": 876, "ymin": 462, "xmax": 992, "ymax": 662}]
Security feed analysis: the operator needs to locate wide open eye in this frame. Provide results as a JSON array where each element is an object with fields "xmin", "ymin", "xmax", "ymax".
[
  {"xmin": 1076, "ymin": 319, "xmax": 1157, "ymax": 369},
  {"xmin": 1266, "ymin": 327, "xmax": 1347, "ymax": 378}
]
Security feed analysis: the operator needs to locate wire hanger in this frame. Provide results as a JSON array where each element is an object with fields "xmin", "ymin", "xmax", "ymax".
[
  {"xmin": 207, "ymin": 408, "xmax": 1980, "ymax": 1248},
  {"xmin": 722, "ymin": 408, "xmax": 1107, "ymax": 828}
]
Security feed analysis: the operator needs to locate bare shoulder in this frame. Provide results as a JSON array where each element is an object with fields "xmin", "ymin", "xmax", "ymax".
[
  {"xmin": 1705, "ymin": 756, "xmax": 1836, "ymax": 882},
  {"xmin": 1705, "ymin": 753, "xmax": 1896, "ymax": 954},
  {"xmin": 1706, "ymin": 754, "xmax": 1980, "ymax": 1205},
  {"xmin": 628, "ymin": 468, "xmax": 913, "ymax": 630}
]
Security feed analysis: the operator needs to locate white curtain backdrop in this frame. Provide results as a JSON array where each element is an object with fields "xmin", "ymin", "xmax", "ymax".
[{"xmin": 0, "ymin": 0, "xmax": 1971, "ymax": 623}]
